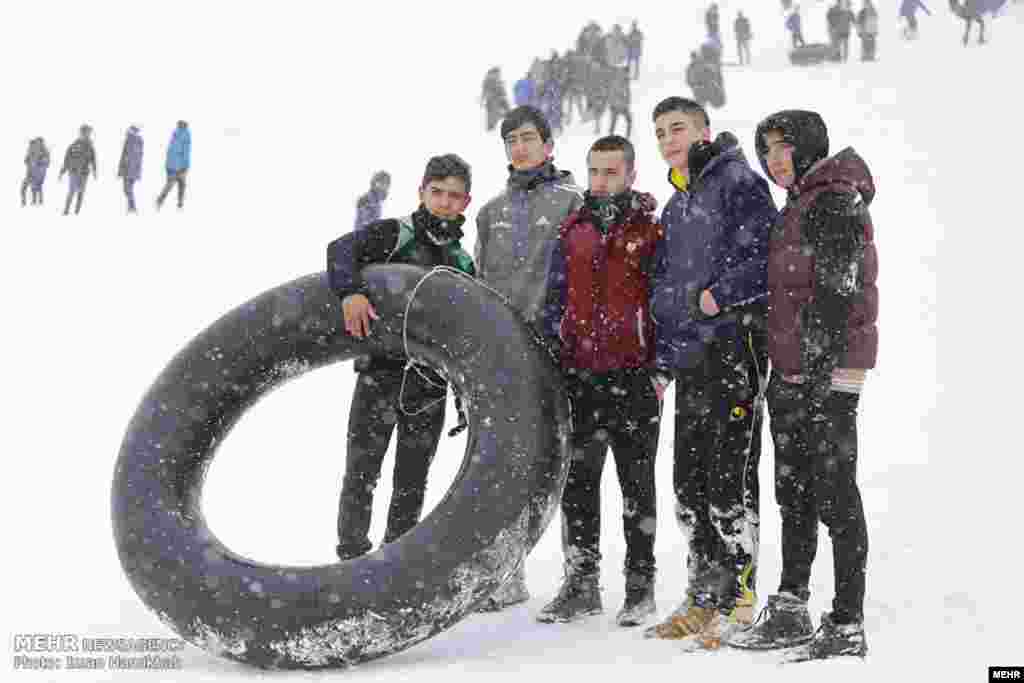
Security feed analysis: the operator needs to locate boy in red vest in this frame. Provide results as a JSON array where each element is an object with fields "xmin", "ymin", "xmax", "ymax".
[{"xmin": 537, "ymin": 135, "xmax": 664, "ymax": 627}]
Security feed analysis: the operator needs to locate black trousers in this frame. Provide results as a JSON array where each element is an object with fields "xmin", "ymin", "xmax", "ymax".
[
  {"xmin": 123, "ymin": 178, "xmax": 137, "ymax": 212},
  {"xmin": 63, "ymin": 173, "xmax": 88, "ymax": 215},
  {"xmin": 157, "ymin": 170, "xmax": 187, "ymax": 208},
  {"xmin": 561, "ymin": 370, "xmax": 660, "ymax": 581},
  {"xmin": 768, "ymin": 372, "xmax": 867, "ymax": 623},
  {"xmin": 673, "ymin": 331, "xmax": 766, "ymax": 609},
  {"xmin": 336, "ymin": 368, "xmax": 446, "ymax": 558},
  {"xmin": 860, "ymin": 34, "xmax": 877, "ymax": 61}
]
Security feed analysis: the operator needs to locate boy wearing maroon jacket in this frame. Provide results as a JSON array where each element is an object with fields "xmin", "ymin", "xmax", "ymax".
[{"xmin": 537, "ymin": 135, "xmax": 664, "ymax": 628}]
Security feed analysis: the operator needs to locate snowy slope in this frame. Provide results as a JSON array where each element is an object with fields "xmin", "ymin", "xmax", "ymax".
[{"xmin": 4, "ymin": 2, "xmax": 1023, "ymax": 681}]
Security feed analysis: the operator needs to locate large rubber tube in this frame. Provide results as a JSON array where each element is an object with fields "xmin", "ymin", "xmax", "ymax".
[{"xmin": 112, "ymin": 265, "xmax": 571, "ymax": 670}]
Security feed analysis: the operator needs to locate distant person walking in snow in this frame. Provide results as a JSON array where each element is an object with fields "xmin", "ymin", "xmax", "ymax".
[
  {"xmin": 706, "ymin": 3, "xmax": 722, "ymax": 41},
  {"xmin": 117, "ymin": 126, "xmax": 144, "ymax": 213},
  {"xmin": 606, "ymin": 25, "xmax": 630, "ymax": 68},
  {"xmin": 156, "ymin": 120, "xmax": 190, "ymax": 210},
  {"xmin": 481, "ymin": 67, "xmax": 510, "ymax": 132},
  {"xmin": 828, "ymin": 0, "xmax": 856, "ymax": 61},
  {"xmin": 354, "ymin": 170, "xmax": 391, "ymax": 231},
  {"xmin": 787, "ymin": 6, "xmax": 807, "ymax": 47},
  {"xmin": 58, "ymin": 124, "xmax": 97, "ymax": 216},
  {"xmin": 838, "ymin": 1, "xmax": 857, "ymax": 60},
  {"xmin": 21, "ymin": 137, "xmax": 50, "ymax": 207},
  {"xmin": 950, "ymin": 0, "xmax": 989, "ymax": 45},
  {"xmin": 900, "ymin": 0, "xmax": 932, "ymax": 39},
  {"xmin": 857, "ymin": 0, "xmax": 880, "ymax": 60},
  {"xmin": 735, "ymin": 11, "xmax": 753, "ymax": 65},
  {"xmin": 608, "ymin": 66, "xmax": 633, "ymax": 138},
  {"xmin": 626, "ymin": 20, "xmax": 644, "ymax": 79},
  {"xmin": 685, "ymin": 50, "xmax": 723, "ymax": 110},
  {"xmin": 514, "ymin": 73, "xmax": 536, "ymax": 108}
]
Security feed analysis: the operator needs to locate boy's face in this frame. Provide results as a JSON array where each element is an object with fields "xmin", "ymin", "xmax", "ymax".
[
  {"xmin": 588, "ymin": 149, "xmax": 635, "ymax": 196},
  {"xmin": 654, "ymin": 109, "xmax": 710, "ymax": 174},
  {"xmin": 420, "ymin": 176, "xmax": 470, "ymax": 220},
  {"xmin": 504, "ymin": 123, "xmax": 553, "ymax": 171},
  {"xmin": 762, "ymin": 130, "xmax": 797, "ymax": 188}
]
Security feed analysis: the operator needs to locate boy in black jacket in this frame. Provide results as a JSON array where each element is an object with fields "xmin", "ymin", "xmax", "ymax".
[{"xmin": 327, "ymin": 154, "xmax": 475, "ymax": 561}]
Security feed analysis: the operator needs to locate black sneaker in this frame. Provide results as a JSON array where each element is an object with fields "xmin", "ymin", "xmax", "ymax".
[
  {"xmin": 724, "ymin": 592, "xmax": 814, "ymax": 650},
  {"xmin": 616, "ymin": 573, "xmax": 656, "ymax": 627},
  {"xmin": 783, "ymin": 612, "xmax": 867, "ymax": 662},
  {"xmin": 536, "ymin": 575, "xmax": 602, "ymax": 623}
]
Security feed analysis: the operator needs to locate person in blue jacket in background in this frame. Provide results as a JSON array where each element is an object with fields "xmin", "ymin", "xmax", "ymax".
[{"xmin": 157, "ymin": 120, "xmax": 191, "ymax": 210}]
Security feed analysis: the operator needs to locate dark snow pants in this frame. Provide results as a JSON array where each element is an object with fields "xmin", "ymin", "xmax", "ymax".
[
  {"xmin": 768, "ymin": 373, "xmax": 867, "ymax": 623},
  {"xmin": 157, "ymin": 169, "xmax": 187, "ymax": 208},
  {"xmin": 561, "ymin": 369, "xmax": 660, "ymax": 582},
  {"xmin": 860, "ymin": 34, "xmax": 877, "ymax": 61},
  {"xmin": 673, "ymin": 331, "xmax": 766, "ymax": 610},
  {"xmin": 336, "ymin": 367, "xmax": 447, "ymax": 559},
  {"xmin": 21, "ymin": 173, "xmax": 44, "ymax": 205},
  {"xmin": 63, "ymin": 173, "xmax": 88, "ymax": 215},
  {"xmin": 123, "ymin": 178, "xmax": 138, "ymax": 212}
]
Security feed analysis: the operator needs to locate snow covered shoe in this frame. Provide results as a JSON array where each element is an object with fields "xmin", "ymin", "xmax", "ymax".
[
  {"xmin": 643, "ymin": 592, "xmax": 694, "ymax": 638},
  {"xmin": 725, "ymin": 592, "xmax": 813, "ymax": 650},
  {"xmin": 478, "ymin": 570, "xmax": 530, "ymax": 612},
  {"xmin": 782, "ymin": 612, "xmax": 867, "ymax": 662},
  {"xmin": 536, "ymin": 575, "xmax": 602, "ymax": 623},
  {"xmin": 643, "ymin": 602, "xmax": 716, "ymax": 641},
  {"xmin": 616, "ymin": 573, "xmax": 656, "ymax": 627}
]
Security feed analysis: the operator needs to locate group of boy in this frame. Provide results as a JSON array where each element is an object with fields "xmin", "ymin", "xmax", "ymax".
[{"xmin": 326, "ymin": 95, "xmax": 878, "ymax": 662}]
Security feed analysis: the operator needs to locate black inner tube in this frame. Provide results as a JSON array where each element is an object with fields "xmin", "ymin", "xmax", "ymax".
[{"xmin": 111, "ymin": 265, "xmax": 571, "ymax": 669}]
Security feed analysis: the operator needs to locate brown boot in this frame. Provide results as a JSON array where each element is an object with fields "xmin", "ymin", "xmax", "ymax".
[{"xmin": 646, "ymin": 604, "xmax": 715, "ymax": 640}]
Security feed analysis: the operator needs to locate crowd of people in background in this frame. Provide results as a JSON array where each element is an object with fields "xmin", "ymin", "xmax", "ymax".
[
  {"xmin": 480, "ymin": 19, "xmax": 643, "ymax": 139},
  {"xmin": 18, "ymin": 121, "xmax": 191, "ymax": 215}
]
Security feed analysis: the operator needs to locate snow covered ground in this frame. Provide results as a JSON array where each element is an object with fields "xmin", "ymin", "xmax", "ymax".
[{"xmin": 4, "ymin": 1, "xmax": 1023, "ymax": 680}]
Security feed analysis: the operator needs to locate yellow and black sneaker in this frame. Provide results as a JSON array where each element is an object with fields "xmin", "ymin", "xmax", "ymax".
[{"xmin": 727, "ymin": 561, "xmax": 757, "ymax": 626}]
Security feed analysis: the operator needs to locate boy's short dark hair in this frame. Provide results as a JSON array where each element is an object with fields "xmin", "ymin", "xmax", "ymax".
[
  {"xmin": 500, "ymin": 105, "xmax": 552, "ymax": 143},
  {"xmin": 652, "ymin": 96, "xmax": 710, "ymax": 128},
  {"xmin": 588, "ymin": 135, "xmax": 636, "ymax": 170},
  {"xmin": 422, "ymin": 153, "xmax": 472, "ymax": 193}
]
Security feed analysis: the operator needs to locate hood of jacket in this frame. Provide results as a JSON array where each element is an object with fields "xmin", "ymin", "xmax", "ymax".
[{"xmin": 754, "ymin": 109, "xmax": 830, "ymax": 185}]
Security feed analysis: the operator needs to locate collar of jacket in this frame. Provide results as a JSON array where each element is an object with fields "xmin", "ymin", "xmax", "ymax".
[
  {"xmin": 412, "ymin": 204, "xmax": 465, "ymax": 245},
  {"xmin": 506, "ymin": 159, "xmax": 563, "ymax": 191},
  {"xmin": 576, "ymin": 190, "xmax": 658, "ymax": 233},
  {"xmin": 668, "ymin": 168, "xmax": 688, "ymax": 192},
  {"xmin": 664, "ymin": 132, "xmax": 742, "ymax": 193}
]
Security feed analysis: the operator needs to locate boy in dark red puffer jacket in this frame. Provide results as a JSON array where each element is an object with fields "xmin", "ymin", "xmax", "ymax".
[
  {"xmin": 725, "ymin": 109, "xmax": 877, "ymax": 662},
  {"xmin": 538, "ymin": 135, "xmax": 664, "ymax": 629}
]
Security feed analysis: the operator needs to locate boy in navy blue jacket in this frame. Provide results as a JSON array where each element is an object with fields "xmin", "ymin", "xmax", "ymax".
[
  {"xmin": 327, "ymin": 154, "xmax": 475, "ymax": 561},
  {"xmin": 645, "ymin": 97, "xmax": 777, "ymax": 649}
]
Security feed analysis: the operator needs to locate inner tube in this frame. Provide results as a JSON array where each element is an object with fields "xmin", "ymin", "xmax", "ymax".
[{"xmin": 111, "ymin": 265, "xmax": 571, "ymax": 670}]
